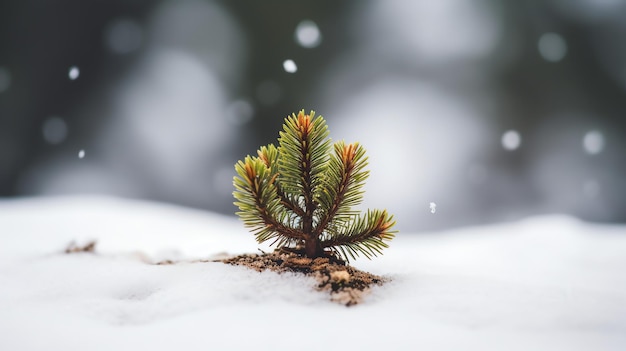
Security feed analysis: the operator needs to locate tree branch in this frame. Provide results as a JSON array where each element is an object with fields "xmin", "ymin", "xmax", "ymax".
[
  {"xmin": 320, "ymin": 210, "xmax": 395, "ymax": 260},
  {"xmin": 246, "ymin": 167, "xmax": 305, "ymax": 241},
  {"xmin": 314, "ymin": 143, "xmax": 356, "ymax": 237}
]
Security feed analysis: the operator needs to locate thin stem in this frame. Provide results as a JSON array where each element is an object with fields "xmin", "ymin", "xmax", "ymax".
[
  {"xmin": 297, "ymin": 114, "xmax": 319, "ymax": 257},
  {"xmin": 314, "ymin": 144, "xmax": 356, "ymax": 237}
]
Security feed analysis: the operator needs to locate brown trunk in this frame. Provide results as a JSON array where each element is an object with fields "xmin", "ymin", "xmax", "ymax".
[{"xmin": 304, "ymin": 235, "xmax": 321, "ymax": 258}]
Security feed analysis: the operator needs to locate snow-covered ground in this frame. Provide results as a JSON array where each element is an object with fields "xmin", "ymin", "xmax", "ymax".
[{"xmin": 1, "ymin": 196, "xmax": 625, "ymax": 350}]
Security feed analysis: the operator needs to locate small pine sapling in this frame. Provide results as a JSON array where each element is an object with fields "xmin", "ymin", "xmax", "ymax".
[{"xmin": 233, "ymin": 110, "xmax": 396, "ymax": 262}]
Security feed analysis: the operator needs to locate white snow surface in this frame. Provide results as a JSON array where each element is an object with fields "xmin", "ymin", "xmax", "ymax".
[{"xmin": 1, "ymin": 196, "xmax": 625, "ymax": 350}]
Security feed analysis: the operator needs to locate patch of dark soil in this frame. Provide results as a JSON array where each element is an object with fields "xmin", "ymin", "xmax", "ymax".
[{"xmin": 218, "ymin": 250, "xmax": 387, "ymax": 306}]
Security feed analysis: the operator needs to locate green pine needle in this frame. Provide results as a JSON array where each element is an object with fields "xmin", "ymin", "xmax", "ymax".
[{"xmin": 233, "ymin": 110, "xmax": 397, "ymax": 262}]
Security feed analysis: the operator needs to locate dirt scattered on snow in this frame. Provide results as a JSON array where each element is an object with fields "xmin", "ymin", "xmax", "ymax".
[
  {"xmin": 65, "ymin": 242, "xmax": 387, "ymax": 306},
  {"xmin": 218, "ymin": 251, "xmax": 387, "ymax": 306},
  {"xmin": 65, "ymin": 240, "xmax": 97, "ymax": 254}
]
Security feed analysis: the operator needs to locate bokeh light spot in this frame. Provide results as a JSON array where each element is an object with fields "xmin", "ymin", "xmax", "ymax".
[
  {"xmin": 583, "ymin": 130, "xmax": 605, "ymax": 155},
  {"xmin": 583, "ymin": 179, "xmax": 600, "ymax": 198},
  {"xmin": 283, "ymin": 59, "xmax": 297, "ymax": 73},
  {"xmin": 104, "ymin": 18, "xmax": 143, "ymax": 55},
  {"xmin": 294, "ymin": 20, "xmax": 322, "ymax": 48},
  {"xmin": 226, "ymin": 99, "xmax": 254, "ymax": 126},
  {"xmin": 501, "ymin": 130, "xmax": 521, "ymax": 150},
  {"xmin": 538, "ymin": 33, "xmax": 567, "ymax": 62},
  {"xmin": 42, "ymin": 117, "xmax": 68, "ymax": 145},
  {"xmin": 68, "ymin": 66, "xmax": 80, "ymax": 80}
]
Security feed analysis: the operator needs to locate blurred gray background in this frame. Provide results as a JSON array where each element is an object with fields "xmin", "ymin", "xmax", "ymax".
[{"xmin": 1, "ymin": 0, "xmax": 625, "ymax": 232}]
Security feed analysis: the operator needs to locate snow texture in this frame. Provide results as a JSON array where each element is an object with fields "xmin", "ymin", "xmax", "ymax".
[{"xmin": 1, "ymin": 196, "xmax": 625, "ymax": 350}]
